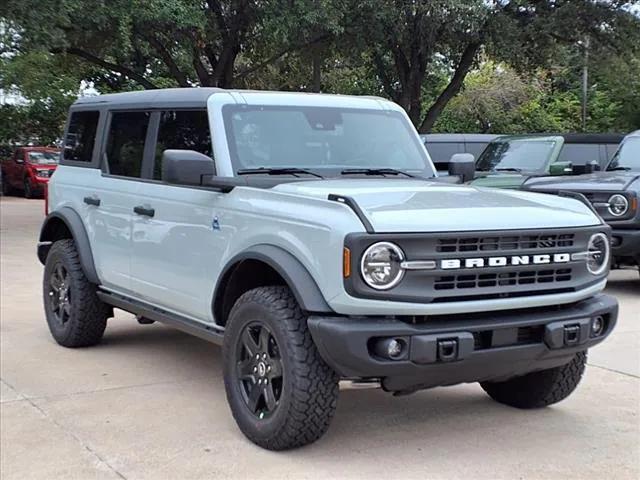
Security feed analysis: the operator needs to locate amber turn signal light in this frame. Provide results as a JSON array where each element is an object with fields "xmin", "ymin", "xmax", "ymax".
[{"xmin": 343, "ymin": 247, "xmax": 351, "ymax": 278}]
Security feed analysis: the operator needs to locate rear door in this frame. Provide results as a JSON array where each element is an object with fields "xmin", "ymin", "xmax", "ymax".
[
  {"xmin": 130, "ymin": 109, "xmax": 224, "ymax": 321},
  {"xmin": 87, "ymin": 110, "xmax": 151, "ymax": 294}
]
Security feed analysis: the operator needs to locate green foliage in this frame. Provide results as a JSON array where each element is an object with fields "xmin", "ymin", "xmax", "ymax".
[
  {"xmin": 434, "ymin": 56, "xmax": 639, "ymax": 135},
  {"xmin": 0, "ymin": 0, "xmax": 638, "ymax": 145}
]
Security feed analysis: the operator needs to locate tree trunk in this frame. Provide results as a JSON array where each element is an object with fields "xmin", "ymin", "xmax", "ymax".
[
  {"xmin": 419, "ymin": 41, "xmax": 482, "ymax": 133},
  {"xmin": 312, "ymin": 52, "xmax": 322, "ymax": 92}
]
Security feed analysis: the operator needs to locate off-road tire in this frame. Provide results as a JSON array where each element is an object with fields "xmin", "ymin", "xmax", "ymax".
[
  {"xmin": 223, "ymin": 286, "xmax": 339, "ymax": 450},
  {"xmin": 43, "ymin": 239, "xmax": 109, "ymax": 347},
  {"xmin": 480, "ymin": 352, "xmax": 587, "ymax": 409}
]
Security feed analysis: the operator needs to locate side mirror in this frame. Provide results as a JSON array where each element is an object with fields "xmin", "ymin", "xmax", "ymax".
[
  {"xmin": 582, "ymin": 161, "xmax": 601, "ymax": 174},
  {"xmin": 448, "ymin": 153, "xmax": 475, "ymax": 183},
  {"xmin": 162, "ymin": 149, "xmax": 214, "ymax": 186},
  {"xmin": 15, "ymin": 157, "xmax": 24, "ymax": 164},
  {"xmin": 549, "ymin": 161, "xmax": 573, "ymax": 175}
]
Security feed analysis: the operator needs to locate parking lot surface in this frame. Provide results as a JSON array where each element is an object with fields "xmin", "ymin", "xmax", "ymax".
[{"xmin": 1, "ymin": 196, "xmax": 639, "ymax": 479}]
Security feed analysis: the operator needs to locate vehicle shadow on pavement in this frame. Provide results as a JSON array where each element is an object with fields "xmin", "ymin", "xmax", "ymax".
[
  {"xmin": 96, "ymin": 317, "xmax": 591, "ymax": 456},
  {"xmin": 605, "ymin": 273, "xmax": 639, "ymax": 296}
]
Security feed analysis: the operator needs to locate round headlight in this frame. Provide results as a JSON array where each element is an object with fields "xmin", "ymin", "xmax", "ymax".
[
  {"xmin": 586, "ymin": 233, "xmax": 610, "ymax": 275},
  {"xmin": 360, "ymin": 242, "xmax": 405, "ymax": 290},
  {"xmin": 607, "ymin": 194, "xmax": 629, "ymax": 217}
]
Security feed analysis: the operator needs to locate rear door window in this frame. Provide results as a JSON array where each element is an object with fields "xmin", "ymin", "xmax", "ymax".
[
  {"xmin": 63, "ymin": 111, "xmax": 100, "ymax": 162},
  {"xmin": 424, "ymin": 142, "xmax": 461, "ymax": 168},
  {"xmin": 557, "ymin": 144, "xmax": 600, "ymax": 166},
  {"xmin": 153, "ymin": 110, "xmax": 212, "ymax": 180},
  {"xmin": 105, "ymin": 112, "xmax": 150, "ymax": 178}
]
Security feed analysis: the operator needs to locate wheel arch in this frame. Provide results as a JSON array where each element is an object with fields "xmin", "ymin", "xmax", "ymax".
[
  {"xmin": 38, "ymin": 207, "xmax": 100, "ymax": 284},
  {"xmin": 213, "ymin": 245, "xmax": 332, "ymax": 327}
]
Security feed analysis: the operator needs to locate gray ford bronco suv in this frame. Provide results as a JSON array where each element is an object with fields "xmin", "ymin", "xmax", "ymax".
[
  {"xmin": 523, "ymin": 130, "xmax": 640, "ymax": 274},
  {"xmin": 38, "ymin": 89, "xmax": 618, "ymax": 450}
]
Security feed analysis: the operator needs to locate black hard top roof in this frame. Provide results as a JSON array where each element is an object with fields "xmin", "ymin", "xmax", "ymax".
[
  {"xmin": 419, "ymin": 133, "xmax": 503, "ymax": 142},
  {"xmin": 494, "ymin": 133, "xmax": 624, "ymax": 144}
]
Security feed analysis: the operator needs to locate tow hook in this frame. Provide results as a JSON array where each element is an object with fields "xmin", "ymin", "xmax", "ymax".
[{"xmin": 437, "ymin": 339, "xmax": 458, "ymax": 362}]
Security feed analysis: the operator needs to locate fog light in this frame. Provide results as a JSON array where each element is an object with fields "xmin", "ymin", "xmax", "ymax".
[
  {"xmin": 388, "ymin": 339, "xmax": 403, "ymax": 358},
  {"xmin": 374, "ymin": 337, "xmax": 407, "ymax": 360},
  {"xmin": 591, "ymin": 316, "xmax": 604, "ymax": 337}
]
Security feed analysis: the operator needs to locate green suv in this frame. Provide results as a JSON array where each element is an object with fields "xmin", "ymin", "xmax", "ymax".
[{"xmin": 470, "ymin": 134, "xmax": 622, "ymax": 189}]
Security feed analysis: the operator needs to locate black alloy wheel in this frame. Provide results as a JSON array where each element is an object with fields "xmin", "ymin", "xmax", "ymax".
[
  {"xmin": 48, "ymin": 262, "xmax": 72, "ymax": 326},
  {"xmin": 236, "ymin": 322, "xmax": 284, "ymax": 419}
]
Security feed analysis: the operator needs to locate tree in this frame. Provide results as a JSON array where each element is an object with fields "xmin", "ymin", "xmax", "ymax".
[
  {"xmin": 1, "ymin": 0, "xmax": 638, "ymax": 136},
  {"xmin": 345, "ymin": 0, "xmax": 639, "ymax": 132}
]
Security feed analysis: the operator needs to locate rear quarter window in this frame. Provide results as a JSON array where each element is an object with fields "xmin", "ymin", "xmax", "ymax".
[{"xmin": 63, "ymin": 111, "xmax": 100, "ymax": 163}]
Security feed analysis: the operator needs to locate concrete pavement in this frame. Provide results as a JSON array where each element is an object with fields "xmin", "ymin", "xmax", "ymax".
[{"xmin": 1, "ymin": 196, "xmax": 639, "ymax": 479}]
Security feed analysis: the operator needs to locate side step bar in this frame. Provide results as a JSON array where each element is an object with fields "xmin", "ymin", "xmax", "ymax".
[{"xmin": 97, "ymin": 291, "xmax": 224, "ymax": 345}]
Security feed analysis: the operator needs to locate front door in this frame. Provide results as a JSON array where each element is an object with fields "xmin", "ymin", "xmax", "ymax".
[{"xmin": 129, "ymin": 109, "xmax": 224, "ymax": 322}]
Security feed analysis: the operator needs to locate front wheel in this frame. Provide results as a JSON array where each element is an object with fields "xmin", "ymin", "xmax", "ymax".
[
  {"xmin": 223, "ymin": 286, "xmax": 339, "ymax": 450},
  {"xmin": 480, "ymin": 352, "xmax": 587, "ymax": 409},
  {"xmin": 23, "ymin": 178, "xmax": 34, "ymax": 198}
]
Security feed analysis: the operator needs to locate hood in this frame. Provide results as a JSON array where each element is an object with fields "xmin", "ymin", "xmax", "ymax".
[
  {"xmin": 272, "ymin": 179, "xmax": 599, "ymax": 233},
  {"xmin": 524, "ymin": 171, "xmax": 640, "ymax": 193},
  {"xmin": 27, "ymin": 163, "xmax": 57, "ymax": 170},
  {"xmin": 469, "ymin": 173, "xmax": 527, "ymax": 189}
]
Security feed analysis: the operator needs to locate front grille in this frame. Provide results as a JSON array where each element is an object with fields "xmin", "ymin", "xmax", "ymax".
[
  {"xmin": 436, "ymin": 234, "xmax": 575, "ymax": 253},
  {"xmin": 434, "ymin": 268, "xmax": 573, "ymax": 290}
]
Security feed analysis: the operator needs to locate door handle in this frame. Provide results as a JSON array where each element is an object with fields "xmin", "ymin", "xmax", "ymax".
[
  {"xmin": 83, "ymin": 196, "xmax": 101, "ymax": 207},
  {"xmin": 133, "ymin": 205, "xmax": 155, "ymax": 218}
]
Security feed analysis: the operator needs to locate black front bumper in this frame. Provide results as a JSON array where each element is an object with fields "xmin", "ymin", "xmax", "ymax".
[
  {"xmin": 611, "ymin": 228, "xmax": 640, "ymax": 265},
  {"xmin": 308, "ymin": 294, "xmax": 618, "ymax": 393}
]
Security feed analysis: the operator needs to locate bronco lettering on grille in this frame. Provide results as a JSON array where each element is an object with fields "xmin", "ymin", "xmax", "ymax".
[{"xmin": 441, "ymin": 253, "xmax": 571, "ymax": 270}]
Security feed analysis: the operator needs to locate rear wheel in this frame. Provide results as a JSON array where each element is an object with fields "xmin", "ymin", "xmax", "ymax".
[
  {"xmin": 223, "ymin": 286, "xmax": 339, "ymax": 450},
  {"xmin": 480, "ymin": 352, "xmax": 587, "ymax": 409},
  {"xmin": 43, "ymin": 239, "xmax": 110, "ymax": 347},
  {"xmin": 1, "ymin": 175, "xmax": 13, "ymax": 196}
]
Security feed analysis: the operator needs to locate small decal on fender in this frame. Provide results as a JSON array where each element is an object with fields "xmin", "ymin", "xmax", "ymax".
[{"xmin": 212, "ymin": 216, "xmax": 220, "ymax": 230}]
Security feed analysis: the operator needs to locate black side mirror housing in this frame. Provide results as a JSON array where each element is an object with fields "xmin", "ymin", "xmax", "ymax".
[
  {"xmin": 582, "ymin": 160, "xmax": 601, "ymax": 174},
  {"xmin": 448, "ymin": 153, "xmax": 476, "ymax": 183},
  {"xmin": 162, "ymin": 150, "xmax": 215, "ymax": 185}
]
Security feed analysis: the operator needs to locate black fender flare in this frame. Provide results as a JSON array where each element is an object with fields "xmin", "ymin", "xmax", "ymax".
[
  {"xmin": 213, "ymin": 244, "xmax": 332, "ymax": 317},
  {"xmin": 38, "ymin": 207, "xmax": 100, "ymax": 284}
]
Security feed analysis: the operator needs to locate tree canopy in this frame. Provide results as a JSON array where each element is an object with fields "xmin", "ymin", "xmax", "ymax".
[{"xmin": 1, "ymin": 0, "xmax": 639, "ymax": 144}]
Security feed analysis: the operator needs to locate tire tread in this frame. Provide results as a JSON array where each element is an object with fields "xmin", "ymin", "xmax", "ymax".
[
  {"xmin": 480, "ymin": 352, "xmax": 587, "ymax": 409},
  {"xmin": 224, "ymin": 286, "xmax": 339, "ymax": 450}
]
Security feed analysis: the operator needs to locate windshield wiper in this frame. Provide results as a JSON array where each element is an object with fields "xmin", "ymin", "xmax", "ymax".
[
  {"xmin": 495, "ymin": 167, "xmax": 522, "ymax": 172},
  {"xmin": 607, "ymin": 166, "xmax": 631, "ymax": 171},
  {"xmin": 236, "ymin": 167, "xmax": 323, "ymax": 179},
  {"xmin": 340, "ymin": 168, "xmax": 415, "ymax": 178}
]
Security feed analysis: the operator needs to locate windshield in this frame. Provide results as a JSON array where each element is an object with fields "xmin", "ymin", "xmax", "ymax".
[
  {"xmin": 476, "ymin": 139, "xmax": 558, "ymax": 173},
  {"xmin": 222, "ymin": 105, "xmax": 435, "ymax": 177},
  {"xmin": 607, "ymin": 137, "xmax": 640, "ymax": 171},
  {"xmin": 28, "ymin": 151, "xmax": 59, "ymax": 165}
]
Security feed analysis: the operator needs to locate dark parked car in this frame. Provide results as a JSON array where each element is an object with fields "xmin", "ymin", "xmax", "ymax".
[
  {"xmin": 420, "ymin": 134, "xmax": 501, "ymax": 171},
  {"xmin": 471, "ymin": 133, "xmax": 623, "ymax": 189},
  {"xmin": 1, "ymin": 146, "xmax": 61, "ymax": 198},
  {"xmin": 523, "ymin": 130, "xmax": 639, "ymax": 273}
]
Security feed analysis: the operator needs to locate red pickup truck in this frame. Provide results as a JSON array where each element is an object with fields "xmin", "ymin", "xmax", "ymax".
[{"xmin": 1, "ymin": 147, "xmax": 61, "ymax": 198}]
